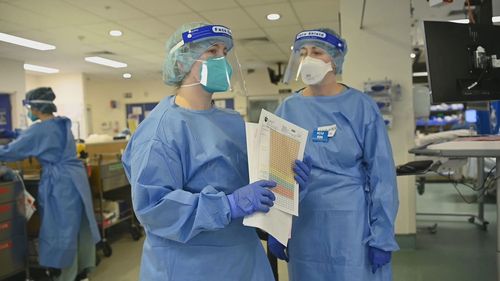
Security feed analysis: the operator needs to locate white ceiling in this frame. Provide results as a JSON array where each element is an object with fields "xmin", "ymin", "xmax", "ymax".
[{"xmin": 0, "ymin": 0, "xmax": 340, "ymax": 79}]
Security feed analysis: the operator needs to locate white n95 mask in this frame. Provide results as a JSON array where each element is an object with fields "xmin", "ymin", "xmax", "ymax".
[{"xmin": 300, "ymin": 56, "xmax": 333, "ymax": 85}]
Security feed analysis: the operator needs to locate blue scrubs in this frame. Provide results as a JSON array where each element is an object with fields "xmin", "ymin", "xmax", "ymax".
[
  {"xmin": 275, "ymin": 88, "xmax": 399, "ymax": 281},
  {"xmin": 0, "ymin": 117, "xmax": 100, "ymax": 269},
  {"xmin": 122, "ymin": 96, "xmax": 274, "ymax": 281}
]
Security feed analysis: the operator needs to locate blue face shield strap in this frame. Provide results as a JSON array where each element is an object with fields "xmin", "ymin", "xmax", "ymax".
[
  {"xmin": 169, "ymin": 25, "xmax": 234, "ymax": 55},
  {"xmin": 293, "ymin": 30, "xmax": 345, "ymax": 53}
]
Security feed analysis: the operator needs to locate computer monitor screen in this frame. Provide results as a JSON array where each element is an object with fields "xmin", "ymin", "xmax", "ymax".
[
  {"xmin": 423, "ymin": 21, "xmax": 500, "ymax": 103},
  {"xmin": 465, "ymin": 109, "xmax": 477, "ymax": 123}
]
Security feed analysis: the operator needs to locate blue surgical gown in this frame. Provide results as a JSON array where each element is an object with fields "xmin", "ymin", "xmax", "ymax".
[
  {"xmin": 275, "ymin": 88, "xmax": 399, "ymax": 281},
  {"xmin": 122, "ymin": 96, "xmax": 274, "ymax": 281},
  {"xmin": 0, "ymin": 117, "xmax": 100, "ymax": 268}
]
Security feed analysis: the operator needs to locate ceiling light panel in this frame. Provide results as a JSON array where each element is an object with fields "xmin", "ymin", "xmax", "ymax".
[
  {"xmin": 84, "ymin": 56, "xmax": 127, "ymax": 68},
  {"xmin": 245, "ymin": 3, "xmax": 299, "ymax": 27},
  {"xmin": 0, "ymin": 32, "xmax": 56, "ymax": 50},
  {"xmin": 24, "ymin": 63, "xmax": 59, "ymax": 73}
]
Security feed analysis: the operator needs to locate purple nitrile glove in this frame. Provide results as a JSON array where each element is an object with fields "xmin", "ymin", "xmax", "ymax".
[
  {"xmin": 227, "ymin": 180, "xmax": 276, "ymax": 219},
  {"xmin": 268, "ymin": 235, "xmax": 288, "ymax": 262},
  {"xmin": 369, "ymin": 246, "xmax": 392, "ymax": 273},
  {"xmin": 294, "ymin": 155, "xmax": 313, "ymax": 201}
]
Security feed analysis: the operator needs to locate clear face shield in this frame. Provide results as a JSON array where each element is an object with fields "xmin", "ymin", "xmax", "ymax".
[
  {"xmin": 22, "ymin": 99, "xmax": 54, "ymax": 123},
  {"xmin": 171, "ymin": 25, "xmax": 247, "ymax": 95},
  {"xmin": 282, "ymin": 30, "xmax": 346, "ymax": 85}
]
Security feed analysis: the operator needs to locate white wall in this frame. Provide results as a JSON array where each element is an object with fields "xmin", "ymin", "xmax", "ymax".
[
  {"xmin": 341, "ymin": 0, "xmax": 416, "ymax": 235},
  {"xmin": 84, "ymin": 75, "xmax": 173, "ymax": 135},
  {"xmin": 84, "ymin": 69, "xmax": 303, "ymax": 135},
  {"xmin": 26, "ymin": 73, "xmax": 87, "ymax": 139},
  {"xmin": 0, "ymin": 57, "xmax": 26, "ymax": 129}
]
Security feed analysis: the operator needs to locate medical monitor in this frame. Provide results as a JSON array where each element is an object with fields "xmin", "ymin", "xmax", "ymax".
[{"xmin": 423, "ymin": 21, "xmax": 500, "ymax": 103}]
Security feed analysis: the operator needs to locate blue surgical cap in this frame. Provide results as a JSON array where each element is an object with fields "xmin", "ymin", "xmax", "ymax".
[
  {"xmin": 163, "ymin": 22, "xmax": 234, "ymax": 86},
  {"xmin": 293, "ymin": 28, "xmax": 348, "ymax": 74},
  {"xmin": 25, "ymin": 87, "xmax": 57, "ymax": 114}
]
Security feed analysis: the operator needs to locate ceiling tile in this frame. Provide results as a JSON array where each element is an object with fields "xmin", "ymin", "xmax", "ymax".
[
  {"xmin": 115, "ymin": 18, "xmax": 175, "ymax": 40},
  {"xmin": 130, "ymin": 54, "xmax": 162, "ymax": 64},
  {"xmin": 203, "ymin": 8, "xmax": 259, "ymax": 30},
  {"xmin": 86, "ymin": 41, "xmax": 144, "ymax": 57},
  {"xmin": 9, "ymin": 0, "xmax": 106, "ymax": 25},
  {"xmin": 277, "ymin": 42, "xmax": 294, "ymax": 54},
  {"xmin": 0, "ymin": 19, "xmax": 31, "ymax": 33},
  {"xmin": 302, "ymin": 21, "xmax": 341, "ymax": 33},
  {"xmin": 236, "ymin": 0, "xmax": 288, "ymax": 7},
  {"xmin": 291, "ymin": 1, "xmax": 339, "ymax": 24},
  {"xmin": 43, "ymin": 26, "xmax": 110, "ymax": 46},
  {"xmin": 263, "ymin": 24, "xmax": 301, "ymax": 43},
  {"xmin": 65, "ymin": 0, "xmax": 148, "ymax": 20},
  {"xmin": 181, "ymin": 0, "xmax": 238, "ymax": 12},
  {"xmin": 0, "ymin": 3, "xmax": 62, "ymax": 29},
  {"xmin": 157, "ymin": 12, "xmax": 208, "ymax": 29},
  {"xmin": 244, "ymin": 3, "xmax": 300, "ymax": 27},
  {"xmin": 123, "ymin": 0, "xmax": 192, "ymax": 16},
  {"xmin": 78, "ymin": 22, "xmax": 149, "ymax": 42},
  {"xmin": 125, "ymin": 39, "xmax": 165, "ymax": 54},
  {"xmin": 241, "ymin": 42, "xmax": 282, "ymax": 55},
  {"xmin": 232, "ymin": 28, "xmax": 266, "ymax": 39}
]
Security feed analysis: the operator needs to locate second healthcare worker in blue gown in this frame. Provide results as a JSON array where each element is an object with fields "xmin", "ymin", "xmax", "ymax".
[
  {"xmin": 122, "ymin": 23, "xmax": 310, "ymax": 281},
  {"xmin": 268, "ymin": 28, "xmax": 400, "ymax": 280},
  {"xmin": 0, "ymin": 87, "xmax": 100, "ymax": 281}
]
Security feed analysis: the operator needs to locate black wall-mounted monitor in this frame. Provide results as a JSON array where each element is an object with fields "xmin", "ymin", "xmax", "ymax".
[{"xmin": 423, "ymin": 21, "xmax": 500, "ymax": 103}]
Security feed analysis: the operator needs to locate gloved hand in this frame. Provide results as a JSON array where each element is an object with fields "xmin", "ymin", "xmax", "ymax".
[
  {"xmin": 369, "ymin": 246, "xmax": 392, "ymax": 273},
  {"xmin": 227, "ymin": 180, "xmax": 276, "ymax": 219},
  {"xmin": 268, "ymin": 235, "xmax": 288, "ymax": 262},
  {"xmin": 0, "ymin": 129, "xmax": 19, "ymax": 139},
  {"xmin": 294, "ymin": 155, "xmax": 312, "ymax": 200}
]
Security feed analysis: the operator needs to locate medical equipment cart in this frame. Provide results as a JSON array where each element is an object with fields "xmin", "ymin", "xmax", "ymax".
[{"xmin": 89, "ymin": 153, "xmax": 141, "ymax": 257}]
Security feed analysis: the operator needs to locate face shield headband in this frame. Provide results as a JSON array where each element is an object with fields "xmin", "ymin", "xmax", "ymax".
[
  {"xmin": 293, "ymin": 30, "xmax": 345, "ymax": 53},
  {"xmin": 169, "ymin": 25, "xmax": 234, "ymax": 55},
  {"xmin": 22, "ymin": 99, "xmax": 55, "ymax": 109}
]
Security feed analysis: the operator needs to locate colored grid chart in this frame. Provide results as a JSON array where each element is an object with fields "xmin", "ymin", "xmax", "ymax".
[{"xmin": 269, "ymin": 129, "xmax": 300, "ymax": 212}]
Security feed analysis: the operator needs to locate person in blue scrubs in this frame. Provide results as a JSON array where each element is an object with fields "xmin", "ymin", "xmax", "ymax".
[
  {"xmin": 122, "ymin": 22, "xmax": 310, "ymax": 281},
  {"xmin": 0, "ymin": 87, "xmax": 100, "ymax": 281},
  {"xmin": 267, "ymin": 28, "xmax": 400, "ymax": 281}
]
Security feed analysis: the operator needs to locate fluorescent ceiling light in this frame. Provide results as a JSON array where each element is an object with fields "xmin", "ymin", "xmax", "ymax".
[
  {"xmin": 0, "ymin": 32, "xmax": 55, "ymax": 50},
  {"xmin": 24, "ymin": 63, "xmax": 59, "ymax": 74},
  {"xmin": 123, "ymin": 73, "xmax": 132, "ymax": 79},
  {"xmin": 413, "ymin": 72, "xmax": 428, "ymax": 77},
  {"xmin": 84, "ymin": 56, "xmax": 127, "ymax": 68},
  {"xmin": 109, "ymin": 30, "xmax": 122, "ymax": 37},
  {"xmin": 266, "ymin": 13, "xmax": 281, "ymax": 21}
]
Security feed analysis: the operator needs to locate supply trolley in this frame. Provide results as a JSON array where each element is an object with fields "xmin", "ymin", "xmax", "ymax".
[
  {"xmin": 0, "ymin": 169, "xmax": 29, "ymax": 281},
  {"xmin": 89, "ymin": 153, "xmax": 142, "ymax": 257}
]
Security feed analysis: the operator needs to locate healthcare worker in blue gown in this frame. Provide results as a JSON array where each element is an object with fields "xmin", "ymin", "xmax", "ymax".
[
  {"xmin": 122, "ymin": 22, "xmax": 311, "ymax": 281},
  {"xmin": 267, "ymin": 28, "xmax": 400, "ymax": 281},
  {"xmin": 0, "ymin": 87, "xmax": 100, "ymax": 281}
]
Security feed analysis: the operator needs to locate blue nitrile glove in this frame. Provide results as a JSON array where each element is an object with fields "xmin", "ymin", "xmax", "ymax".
[
  {"xmin": 227, "ymin": 180, "xmax": 277, "ymax": 219},
  {"xmin": 268, "ymin": 235, "xmax": 288, "ymax": 262},
  {"xmin": 0, "ymin": 129, "xmax": 19, "ymax": 139},
  {"xmin": 294, "ymin": 155, "xmax": 312, "ymax": 201},
  {"xmin": 369, "ymin": 246, "xmax": 392, "ymax": 273}
]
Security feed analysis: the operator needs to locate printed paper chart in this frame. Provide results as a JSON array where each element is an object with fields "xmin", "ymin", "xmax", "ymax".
[{"xmin": 269, "ymin": 129, "xmax": 300, "ymax": 212}]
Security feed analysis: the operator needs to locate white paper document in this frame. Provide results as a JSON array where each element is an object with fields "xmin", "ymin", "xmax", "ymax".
[
  {"xmin": 257, "ymin": 109, "xmax": 308, "ymax": 216},
  {"xmin": 243, "ymin": 110, "xmax": 308, "ymax": 245}
]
